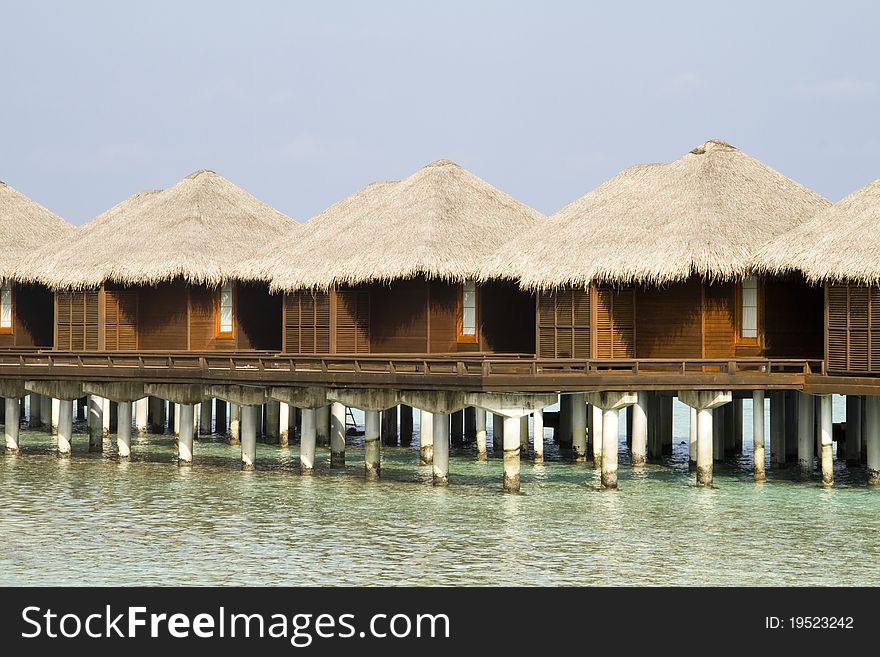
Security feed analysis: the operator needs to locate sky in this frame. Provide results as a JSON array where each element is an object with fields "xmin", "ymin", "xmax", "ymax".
[{"xmin": 2, "ymin": 1, "xmax": 879, "ymax": 225}]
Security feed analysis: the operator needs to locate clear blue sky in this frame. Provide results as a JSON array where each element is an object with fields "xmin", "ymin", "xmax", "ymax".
[{"xmin": 2, "ymin": 1, "xmax": 878, "ymax": 224}]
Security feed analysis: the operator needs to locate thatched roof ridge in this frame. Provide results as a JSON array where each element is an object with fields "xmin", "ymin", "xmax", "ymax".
[
  {"xmin": 20, "ymin": 170, "xmax": 298, "ymax": 290},
  {"xmin": 756, "ymin": 177, "xmax": 880, "ymax": 284},
  {"xmin": 480, "ymin": 139, "xmax": 830, "ymax": 290},
  {"xmin": 0, "ymin": 180, "xmax": 73, "ymax": 282},
  {"xmin": 265, "ymin": 160, "xmax": 544, "ymax": 291}
]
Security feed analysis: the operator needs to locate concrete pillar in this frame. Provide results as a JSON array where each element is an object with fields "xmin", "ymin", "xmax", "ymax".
[
  {"xmin": 316, "ymin": 405, "xmax": 330, "ymax": 447},
  {"xmin": 712, "ymin": 403, "xmax": 725, "ymax": 462},
  {"xmin": 475, "ymin": 408, "xmax": 487, "ymax": 461},
  {"xmin": 432, "ymin": 412, "xmax": 450, "ymax": 486},
  {"xmin": 502, "ymin": 415, "xmax": 521, "ymax": 493},
  {"xmin": 723, "ymin": 400, "xmax": 736, "ymax": 457},
  {"xmin": 591, "ymin": 405, "xmax": 603, "ymax": 465},
  {"xmin": 533, "ymin": 408, "xmax": 544, "ymax": 462},
  {"xmin": 631, "ymin": 391, "xmax": 648, "ymax": 466},
  {"xmin": 399, "ymin": 404, "xmax": 414, "ymax": 446},
  {"xmin": 492, "ymin": 413, "xmax": 503, "ymax": 451},
  {"xmin": 28, "ymin": 393, "xmax": 41, "ymax": 428},
  {"xmin": 797, "ymin": 392, "xmax": 814, "ymax": 477},
  {"xmin": 464, "ymin": 407, "xmax": 477, "ymax": 443},
  {"xmin": 279, "ymin": 402, "xmax": 290, "ymax": 447},
  {"xmin": 420, "ymin": 409, "xmax": 434, "ymax": 464},
  {"xmin": 648, "ymin": 392, "xmax": 662, "ymax": 460},
  {"xmin": 696, "ymin": 407, "xmax": 714, "ymax": 486},
  {"xmin": 330, "ymin": 401, "xmax": 345, "ymax": 468},
  {"xmin": 520, "ymin": 415, "xmax": 529, "ymax": 453},
  {"xmin": 601, "ymin": 408, "xmax": 619, "ymax": 489},
  {"xmin": 87, "ymin": 395, "xmax": 103, "ymax": 452},
  {"xmin": 364, "ymin": 410, "xmax": 381, "ymax": 480},
  {"xmin": 51, "ymin": 397, "xmax": 60, "ymax": 434},
  {"xmin": 770, "ymin": 391, "xmax": 785, "ymax": 467},
  {"xmin": 199, "ymin": 399, "xmax": 213, "ymax": 436},
  {"xmin": 660, "ymin": 395, "xmax": 673, "ymax": 456},
  {"xmin": 784, "ymin": 391, "xmax": 798, "ymax": 463},
  {"xmin": 558, "ymin": 394, "xmax": 572, "ymax": 447},
  {"xmin": 215, "ymin": 400, "xmax": 227, "ymax": 435},
  {"xmin": 265, "ymin": 400, "xmax": 280, "ymax": 444},
  {"xmin": 5, "ymin": 397, "xmax": 20, "ymax": 452},
  {"xmin": 866, "ymin": 396, "xmax": 880, "ymax": 485},
  {"xmin": 819, "ymin": 395, "xmax": 833, "ymax": 487},
  {"xmin": 40, "ymin": 395, "xmax": 51, "ymax": 429},
  {"xmin": 116, "ymin": 400, "xmax": 132, "ymax": 458},
  {"xmin": 76, "ymin": 396, "xmax": 87, "ymax": 422},
  {"xmin": 733, "ymin": 398, "xmax": 744, "ymax": 454},
  {"xmin": 149, "ymin": 396, "xmax": 165, "ymax": 433},
  {"xmin": 753, "ymin": 390, "xmax": 766, "ymax": 482},
  {"xmin": 177, "ymin": 404, "xmax": 194, "ymax": 466},
  {"xmin": 451, "ymin": 409, "xmax": 464, "ymax": 447},
  {"xmin": 103, "ymin": 397, "xmax": 111, "ymax": 437},
  {"xmin": 240, "ymin": 405, "xmax": 257, "ymax": 469},
  {"xmin": 229, "ymin": 402, "xmax": 241, "ymax": 445},
  {"xmin": 300, "ymin": 408, "xmax": 316, "ymax": 474},
  {"xmin": 689, "ymin": 406, "xmax": 698, "ymax": 467},
  {"xmin": 135, "ymin": 397, "xmax": 148, "ymax": 434},
  {"xmin": 846, "ymin": 394, "xmax": 862, "ymax": 466},
  {"xmin": 381, "ymin": 405, "xmax": 398, "ymax": 446},
  {"xmin": 173, "ymin": 402, "xmax": 180, "ymax": 436},
  {"xmin": 571, "ymin": 393, "xmax": 587, "ymax": 462}
]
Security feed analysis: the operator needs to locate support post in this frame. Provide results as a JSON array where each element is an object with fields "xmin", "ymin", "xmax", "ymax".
[
  {"xmin": 713, "ymin": 403, "xmax": 725, "ymax": 462},
  {"xmin": 103, "ymin": 397, "xmax": 112, "ymax": 437},
  {"xmin": 689, "ymin": 406, "xmax": 698, "ymax": 467},
  {"xmin": 199, "ymin": 399, "xmax": 213, "ymax": 436},
  {"xmin": 420, "ymin": 409, "xmax": 433, "ymax": 464},
  {"xmin": 88, "ymin": 395, "xmax": 103, "ymax": 453},
  {"xmin": 116, "ymin": 400, "xmax": 132, "ymax": 458},
  {"xmin": 475, "ymin": 408, "xmax": 487, "ymax": 461},
  {"xmin": 149, "ymin": 396, "xmax": 165, "ymax": 433},
  {"xmin": 28, "ymin": 393, "xmax": 41, "ymax": 429},
  {"xmin": 316, "ymin": 405, "xmax": 330, "ymax": 447},
  {"xmin": 846, "ymin": 394, "xmax": 862, "ymax": 466},
  {"xmin": 330, "ymin": 401, "xmax": 346, "ymax": 468},
  {"xmin": 797, "ymin": 392, "xmax": 814, "ymax": 477},
  {"xmin": 697, "ymin": 407, "xmax": 713, "ymax": 486},
  {"xmin": 733, "ymin": 398, "xmax": 744, "ymax": 454},
  {"xmin": 533, "ymin": 408, "xmax": 544, "ymax": 462},
  {"xmin": 492, "ymin": 413, "xmax": 503, "ymax": 451},
  {"xmin": 399, "ymin": 404, "xmax": 414, "ymax": 446},
  {"xmin": 40, "ymin": 395, "xmax": 51, "ymax": 429},
  {"xmin": 135, "ymin": 398, "xmax": 148, "ymax": 434},
  {"xmin": 601, "ymin": 408, "xmax": 619, "ymax": 489},
  {"xmin": 451, "ymin": 409, "xmax": 464, "ymax": 447},
  {"xmin": 464, "ymin": 407, "xmax": 476, "ymax": 443},
  {"xmin": 177, "ymin": 404, "xmax": 194, "ymax": 466},
  {"xmin": 661, "ymin": 395, "xmax": 673, "ymax": 456},
  {"xmin": 433, "ymin": 412, "xmax": 450, "ymax": 486},
  {"xmin": 591, "ymin": 404, "xmax": 603, "ymax": 465},
  {"xmin": 866, "ymin": 396, "xmax": 880, "ymax": 486},
  {"xmin": 820, "ymin": 395, "xmax": 833, "ymax": 487},
  {"xmin": 571, "ymin": 392, "xmax": 587, "ymax": 462},
  {"xmin": 381, "ymin": 405, "xmax": 398, "ymax": 446},
  {"xmin": 364, "ymin": 410, "xmax": 381, "ymax": 480},
  {"xmin": 631, "ymin": 391, "xmax": 648, "ymax": 466},
  {"xmin": 300, "ymin": 408, "xmax": 316, "ymax": 474},
  {"xmin": 502, "ymin": 415, "xmax": 521, "ymax": 493},
  {"xmin": 5, "ymin": 397, "xmax": 20, "ymax": 452},
  {"xmin": 215, "ymin": 400, "xmax": 227, "ymax": 435},
  {"xmin": 51, "ymin": 397, "xmax": 60, "ymax": 435},
  {"xmin": 278, "ymin": 402, "xmax": 290, "ymax": 447},
  {"xmin": 558, "ymin": 394, "xmax": 572, "ymax": 448},
  {"xmin": 240, "ymin": 405, "xmax": 257, "ymax": 469},
  {"xmin": 265, "ymin": 400, "xmax": 280, "ymax": 444},
  {"xmin": 770, "ymin": 391, "xmax": 785, "ymax": 467},
  {"xmin": 753, "ymin": 390, "xmax": 766, "ymax": 481}
]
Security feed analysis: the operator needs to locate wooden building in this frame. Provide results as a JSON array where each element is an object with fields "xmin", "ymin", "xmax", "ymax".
[
  {"xmin": 265, "ymin": 160, "xmax": 543, "ymax": 355},
  {"xmin": 483, "ymin": 140, "xmax": 831, "ymax": 364},
  {"xmin": 0, "ymin": 180, "xmax": 74, "ymax": 348},
  {"xmin": 758, "ymin": 177, "xmax": 880, "ymax": 375},
  {"xmin": 20, "ymin": 171, "xmax": 295, "ymax": 352}
]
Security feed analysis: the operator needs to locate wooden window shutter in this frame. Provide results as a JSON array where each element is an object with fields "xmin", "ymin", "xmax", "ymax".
[
  {"xmin": 335, "ymin": 289, "xmax": 369, "ymax": 354},
  {"xmin": 284, "ymin": 291, "xmax": 330, "ymax": 354},
  {"xmin": 595, "ymin": 286, "xmax": 634, "ymax": 359},
  {"xmin": 104, "ymin": 290, "xmax": 137, "ymax": 350},
  {"xmin": 55, "ymin": 291, "xmax": 99, "ymax": 351},
  {"xmin": 56, "ymin": 293, "xmax": 72, "ymax": 350},
  {"xmin": 827, "ymin": 284, "xmax": 848, "ymax": 372},
  {"xmin": 536, "ymin": 288, "xmax": 591, "ymax": 359}
]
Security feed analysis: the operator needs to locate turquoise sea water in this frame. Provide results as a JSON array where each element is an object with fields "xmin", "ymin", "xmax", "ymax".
[{"xmin": 1, "ymin": 397, "xmax": 877, "ymax": 586}]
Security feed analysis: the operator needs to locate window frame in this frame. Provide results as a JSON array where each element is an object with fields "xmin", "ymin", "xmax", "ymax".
[
  {"xmin": 215, "ymin": 281, "xmax": 235, "ymax": 339},
  {"xmin": 735, "ymin": 277, "xmax": 760, "ymax": 346},
  {"xmin": 0, "ymin": 283, "xmax": 13, "ymax": 334},
  {"xmin": 456, "ymin": 280, "xmax": 479, "ymax": 344}
]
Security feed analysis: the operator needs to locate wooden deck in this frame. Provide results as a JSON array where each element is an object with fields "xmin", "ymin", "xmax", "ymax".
[{"xmin": 0, "ymin": 350, "xmax": 859, "ymax": 393}]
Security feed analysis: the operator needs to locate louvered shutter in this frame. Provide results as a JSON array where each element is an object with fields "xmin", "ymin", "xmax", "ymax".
[{"xmin": 536, "ymin": 288, "xmax": 591, "ymax": 359}]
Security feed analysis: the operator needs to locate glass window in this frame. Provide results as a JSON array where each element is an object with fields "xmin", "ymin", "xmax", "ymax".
[
  {"xmin": 740, "ymin": 277, "xmax": 757, "ymax": 338},
  {"xmin": 461, "ymin": 280, "xmax": 477, "ymax": 337},
  {"xmin": 219, "ymin": 282, "xmax": 233, "ymax": 334},
  {"xmin": 0, "ymin": 285, "xmax": 11, "ymax": 329}
]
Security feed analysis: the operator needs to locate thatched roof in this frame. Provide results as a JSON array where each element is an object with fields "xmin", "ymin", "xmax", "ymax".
[
  {"xmin": 756, "ymin": 178, "xmax": 880, "ymax": 284},
  {"xmin": 481, "ymin": 140, "xmax": 830, "ymax": 290},
  {"xmin": 20, "ymin": 170, "xmax": 298, "ymax": 290},
  {"xmin": 0, "ymin": 180, "xmax": 73, "ymax": 282},
  {"xmin": 264, "ymin": 160, "xmax": 544, "ymax": 291}
]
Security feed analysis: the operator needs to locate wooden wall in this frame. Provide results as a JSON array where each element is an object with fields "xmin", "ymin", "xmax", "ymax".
[
  {"xmin": 369, "ymin": 280, "xmax": 428, "ymax": 353},
  {"xmin": 635, "ymin": 279, "xmax": 701, "ymax": 358},
  {"xmin": 703, "ymin": 282, "xmax": 736, "ymax": 358},
  {"xmin": 138, "ymin": 281, "xmax": 188, "ymax": 350}
]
